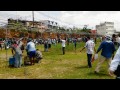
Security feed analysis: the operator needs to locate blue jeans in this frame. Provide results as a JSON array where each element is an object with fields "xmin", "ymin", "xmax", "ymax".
[
  {"xmin": 14, "ymin": 54, "xmax": 22, "ymax": 68},
  {"xmin": 87, "ymin": 54, "xmax": 92, "ymax": 68}
]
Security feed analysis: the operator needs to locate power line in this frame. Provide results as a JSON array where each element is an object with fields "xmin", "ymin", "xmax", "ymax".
[
  {"xmin": 0, "ymin": 11, "xmax": 86, "ymax": 28},
  {"xmin": 35, "ymin": 11, "xmax": 85, "ymax": 28}
]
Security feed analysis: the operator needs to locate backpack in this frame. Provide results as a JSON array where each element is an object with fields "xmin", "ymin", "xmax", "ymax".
[{"xmin": 9, "ymin": 56, "xmax": 15, "ymax": 67}]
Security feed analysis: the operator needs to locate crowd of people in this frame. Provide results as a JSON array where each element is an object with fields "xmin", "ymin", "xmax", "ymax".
[
  {"xmin": 1, "ymin": 33, "xmax": 120, "ymax": 79},
  {"xmin": 80, "ymin": 34, "xmax": 120, "ymax": 79},
  {"xmin": 7, "ymin": 38, "xmax": 43, "ymax": 68},
  {"xmin": 1, "ymin": 37, "xmax": 75, "ymax": 68}
]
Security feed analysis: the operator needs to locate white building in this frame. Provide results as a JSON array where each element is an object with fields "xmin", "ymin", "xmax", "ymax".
[
  {"xmin": 39, "ymin": 20, "xmax": 58, "ymax": 30},
  {"xmin": 96, "ymin": 22, "xmax": 116, "ymax": 36}
]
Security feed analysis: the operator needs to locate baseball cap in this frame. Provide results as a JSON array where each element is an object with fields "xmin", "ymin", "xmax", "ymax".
[{"xmin": 105, "ymin": 34, "xmax": 112, "ymax": 40}]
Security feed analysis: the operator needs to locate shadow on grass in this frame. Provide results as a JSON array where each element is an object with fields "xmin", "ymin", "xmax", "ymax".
[
  {"xmin": 7, "ymin": 64, "xmax": 33, "ymax": 69},
  {"xmin": 87, "ymin": 72, "xmax": 109, "ymax": 77},
  {"xmin": 75, "ymin": 65, "xmax": 88, "ymax": 69},
  {"xmin": 58, "ymin": 54, "xmax": 64, "ymax": 55}
]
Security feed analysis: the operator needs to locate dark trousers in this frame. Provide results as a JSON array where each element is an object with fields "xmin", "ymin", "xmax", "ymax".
[
  {"xmin": 74, "ymin": 43, "xmax": 76, "ymax": 50},
  {"xmin": 62, "ymin": 47, "xmax": 65, "ymax": 55},
  {"xmin": 87, "ymin": 54, "xmax": 92, "ymax": 67},
  {"xmin": 48, "ymin": 44, "xmax": 51, "ymax": 48}
]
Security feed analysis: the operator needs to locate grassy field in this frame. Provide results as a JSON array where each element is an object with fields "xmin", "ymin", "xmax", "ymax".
[{"xmin": 0, "ymin": 41, "xmax": 115, "ymax": 79}]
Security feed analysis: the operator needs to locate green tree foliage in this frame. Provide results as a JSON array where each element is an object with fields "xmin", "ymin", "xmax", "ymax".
[{"xmin": 7, "ymin": 21, "xmax": 27, "ymax": 32}]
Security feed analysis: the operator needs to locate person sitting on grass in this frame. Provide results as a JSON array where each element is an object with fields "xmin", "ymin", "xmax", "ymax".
[{"xmin": 35, "ymin": 49, "xmax": 43, "ymax": 63}]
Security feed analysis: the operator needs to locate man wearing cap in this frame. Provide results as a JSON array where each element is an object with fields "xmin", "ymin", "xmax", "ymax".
[{"xmin": 94, "ymin": 35, "xmax": 116, "ymax": 74}]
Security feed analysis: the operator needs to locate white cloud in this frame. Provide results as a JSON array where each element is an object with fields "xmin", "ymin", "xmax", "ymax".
[
  {"xmin": 59, "ymin": 11, "xmax": 120, "ymax": 30},
  {"xmin": 1, "ymin": 11, "xmax": 120, "ymax": 30}
]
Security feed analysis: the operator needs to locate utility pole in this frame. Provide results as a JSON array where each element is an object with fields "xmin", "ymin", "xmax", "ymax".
[
  {"xmin": 16, "ymin": 11, "xmax": 18, "ymax": 22},
  {"xmin": 32, "ymin": 11, "xmax": 34, "ymax": 27}
]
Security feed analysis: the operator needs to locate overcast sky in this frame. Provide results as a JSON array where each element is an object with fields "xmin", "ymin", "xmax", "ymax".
[{"xmin": 1, "ymin": 11, "xmax": 120, "ymax": 31}]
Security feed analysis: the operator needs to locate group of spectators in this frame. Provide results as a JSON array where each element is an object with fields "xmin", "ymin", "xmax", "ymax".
[
  {"xmin": 1, "ymin": 34, "xmax": 120, "ymax": 79},
  {"xmin": 80, "ymin": 34, "xmax": 120, "ymax": 79},
  {"xmin": 10, "ymin": 38, "xmax": 42, "ymax": 68}
]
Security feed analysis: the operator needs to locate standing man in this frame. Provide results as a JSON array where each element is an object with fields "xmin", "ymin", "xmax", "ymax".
[
  {"xmin": 11, "ymin": 40, "xmax": 22, "ymax": 68},
  {"xmin": 67, "ymin": 38, "xmax": 70, "ymax": 45},
  {"xmin": 26, "ymin": 38, "xmax": 36, "ymax": 65},
  {"xmin": 48, "ymin": 38, "xmax": 52, "ymax": 49},
  {"xmin": 94, "ymin": 36, "xmax": 97, "ymax": 44},
  {"xmin": 73, "ymin": 38, "xmax": 77, "ymax": 50},
  {"xmin": 18, "ymin": 38, "xmax": 24, "ymax": 53},
  {"xmin": 80, "ymin": 36, "xmax": 96, "ymax": 68},
  {"xmin": 0, "ymin": 41, "xmax": 2, "ymax": 50},
  {"xmin": 94, "ymin": 35, "xmax": 116, "ymax": 73},
  {"xmin": 61, "ymin": 38, "xmax": 66, "ymax": 55},
  {"xmin": 44, "ymin": 39, "xmax": 48, "ymax": 52},
  {"xmin": 109, "ymin": 46, "xmax": 120, "ymax": 79}
]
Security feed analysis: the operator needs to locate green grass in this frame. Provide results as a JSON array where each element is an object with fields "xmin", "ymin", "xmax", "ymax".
[{"xmin": 0, "ymin": 41, "xmax": 115, "ymax": 79}]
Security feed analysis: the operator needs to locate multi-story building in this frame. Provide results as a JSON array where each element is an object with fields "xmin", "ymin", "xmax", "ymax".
[
  {"xmin": 7, "ymin": 19, "xmax": 58, "ymax": 33},
  {"xmin": 39, "ymin": 20, "xmax": 58, "ymax": 31},
  {"xmin": 96, "ymin": 22, "xmax": 116, "ymax": 36}
]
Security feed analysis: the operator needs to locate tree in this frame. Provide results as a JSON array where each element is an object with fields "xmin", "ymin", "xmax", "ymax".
[
  {"xmin": 81, "ymin": 28, "xmax": 91, "ymax": 33},
  {"xmin": 7, "ymin": 21, "xmax": 28, "ymax": 32}
]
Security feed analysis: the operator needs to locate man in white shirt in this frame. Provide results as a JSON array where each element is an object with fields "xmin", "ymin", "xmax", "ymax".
[
  {"xmin": 80, "ymin": 36, "xmax": 96, "ymax": 68},
  {"xmin": 26, "ymin": 38, "xmax": 36, "ymax": 65},
  {"xmin": 61, "ymin": 38, "xmax": 66, "ymax": 55},
  {"xmin": 109, "ymin": 46, "xmax": 120, "ymax": 79}
]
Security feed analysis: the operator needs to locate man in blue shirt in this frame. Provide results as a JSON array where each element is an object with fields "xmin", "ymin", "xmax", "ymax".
[{"xmin": 94, "ymin": 35, "xmax": 116, "ymax": 73}]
